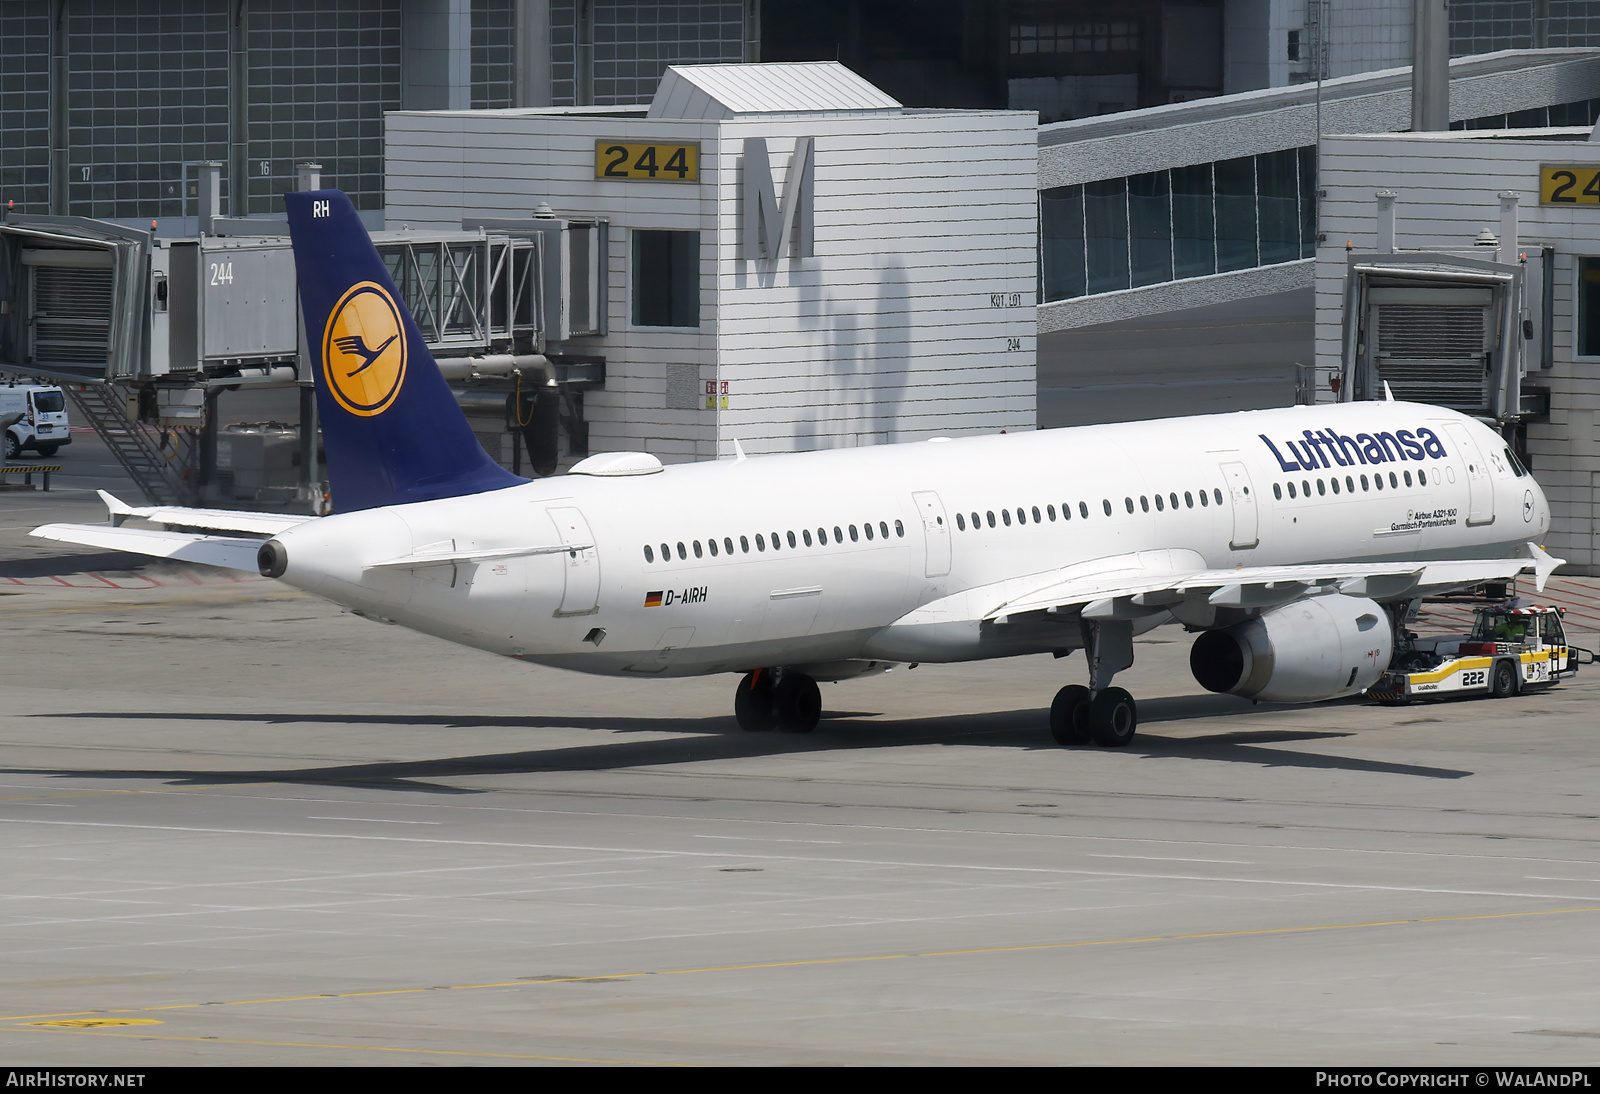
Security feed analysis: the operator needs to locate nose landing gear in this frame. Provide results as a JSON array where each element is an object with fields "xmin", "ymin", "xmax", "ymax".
[{"xmin": 734, "ymin": 669, "xmax": 821, "ymax": 733}]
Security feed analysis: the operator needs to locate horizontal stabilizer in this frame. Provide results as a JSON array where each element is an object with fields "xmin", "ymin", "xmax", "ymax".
[
  {"xmin": 98, "ymin": 491, "xmax": 312, "ymax": 537},
  {"xmin": 31, "ymin": 524, "xmax": 263, "ymax": 573}
]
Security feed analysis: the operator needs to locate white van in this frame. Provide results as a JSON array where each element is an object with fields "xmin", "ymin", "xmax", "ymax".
[{"xmin": 0, "ymin": 382, "xmax": 72, "ymax": 460}]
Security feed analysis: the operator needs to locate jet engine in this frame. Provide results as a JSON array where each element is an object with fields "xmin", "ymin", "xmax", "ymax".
[{"xmin": 1189, "ymin": 594, "xmax": 1392, "ymax": 703}]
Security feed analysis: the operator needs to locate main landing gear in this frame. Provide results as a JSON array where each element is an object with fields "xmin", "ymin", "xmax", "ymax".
[
  {"xmin": 1049, "ymin": 620, "xmax": 1139, "ymax": 748},
  {"xmin": 734, "ymin": 668, "xmax": 822, "ymax": 733}
]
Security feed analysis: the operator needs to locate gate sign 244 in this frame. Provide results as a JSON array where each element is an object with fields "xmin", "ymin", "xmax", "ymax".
[
  {"xmin": 595, "ymin": 142, "xmax": 700, "ymax": 182},
  {"xmin": 1540, "ymin": 164, "xmax": 1600, "ymax": 205}
]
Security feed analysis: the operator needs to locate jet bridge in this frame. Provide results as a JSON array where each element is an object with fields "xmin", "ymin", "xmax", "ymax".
[
  {"xmin": 1322, "ymin": 192, "xmax": 1550, "ymax": 468},
  {"xmin": 0, "ymin": 206, "xmax": 608, "ymax": 507}
]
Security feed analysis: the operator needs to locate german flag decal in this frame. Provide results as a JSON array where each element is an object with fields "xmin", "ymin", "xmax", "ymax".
[{"xmin": 644, "ymin": 591, "xmax": 663, "ymax": 607}]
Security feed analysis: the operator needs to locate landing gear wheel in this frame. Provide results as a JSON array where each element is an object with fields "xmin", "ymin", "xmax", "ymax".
[
  {"xmin": 3, "ymin": 434, "xmax": 18, "ymax": 460},
  {"xmin": 1490, "ymin": 660, "xmax": 1518, "ymax": 699},
  {"xmin": 1089, "ymin": 686, "xmax": 1138, "ymax": 747},
  {"xmin": 734, "ymin": 671, "xmax": 775, "ymax": 732},
  {"xmin": 35, "ymin": 444, "xmax": 58, "ymax": 457},
  {"xmin": 1049, "ymin": 684, "xmax": 1092, "ymax": 746},
  {"xmin": 772, "ymin": 673, "xmax": 821, "ymax": 733}
]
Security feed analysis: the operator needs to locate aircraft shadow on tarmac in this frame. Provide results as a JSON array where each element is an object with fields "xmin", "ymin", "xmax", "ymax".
[{"xmin": 16, "ymin": 694, "xmax": 1472, "ymax": 791}]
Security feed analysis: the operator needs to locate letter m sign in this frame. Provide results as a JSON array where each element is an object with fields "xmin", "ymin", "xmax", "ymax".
[{"xmin": 741, "ymin": 137, "xmax": 815, "ymax": 260}]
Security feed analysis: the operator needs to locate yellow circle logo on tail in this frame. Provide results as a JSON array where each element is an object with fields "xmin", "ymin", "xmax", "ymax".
[{"xmin": 321, "ymin": 281, "xmax": 408, "ymax": 417}]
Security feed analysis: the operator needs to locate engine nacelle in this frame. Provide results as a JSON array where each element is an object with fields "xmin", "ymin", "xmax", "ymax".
[{"xmin": 1190, "ymin": 594, "xmax": 1392, "ymax": 703}]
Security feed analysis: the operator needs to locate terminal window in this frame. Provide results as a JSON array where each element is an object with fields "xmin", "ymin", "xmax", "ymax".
[
  {"xmin": 632, "ymin": 230, "xmax": 700, "ymax": 328},
  {"xmin": 1579, "ymin": 258, "xmax": 1600, "ymax": 358}
]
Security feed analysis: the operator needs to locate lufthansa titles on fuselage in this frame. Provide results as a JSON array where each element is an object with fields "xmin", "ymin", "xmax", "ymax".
[{"xmin": 1260, "ymin": 426, "xmax": 1448, "ymax": 473}]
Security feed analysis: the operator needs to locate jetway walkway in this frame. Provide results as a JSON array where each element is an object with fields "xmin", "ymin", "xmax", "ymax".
[{"xmin": 0, "ymin": 204, "xmax": 608, "ymax": 508}]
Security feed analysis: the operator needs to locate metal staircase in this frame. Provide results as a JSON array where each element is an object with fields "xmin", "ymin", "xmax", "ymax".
[{"xmin": 65, "ymin": 382, "xmax": 189, "ymax": 505}]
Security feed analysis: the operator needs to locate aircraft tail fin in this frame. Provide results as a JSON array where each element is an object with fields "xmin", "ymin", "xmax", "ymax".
[{"xmin": 284, "ymin": 190, "xmax": 522, "ymax": 512}]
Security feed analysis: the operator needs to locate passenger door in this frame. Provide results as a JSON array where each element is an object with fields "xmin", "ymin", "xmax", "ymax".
[{"xmin": 912, "ymin": 491, "xmax": 951, "ymax": 578}]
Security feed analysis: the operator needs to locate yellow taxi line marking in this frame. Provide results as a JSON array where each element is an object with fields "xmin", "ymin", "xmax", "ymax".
[
  {"xmin": 3, "ymin": 904, "xmax": 1597, "ymax": 1025},
  {"xmin": 16, "ymin": 1026, "xmax": 695, "ymax": 1065}
]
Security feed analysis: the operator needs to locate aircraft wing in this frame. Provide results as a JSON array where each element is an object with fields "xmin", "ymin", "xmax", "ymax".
[
  {"xmin": 961, "ymin": 543, "xmax": 1562, "ymax": 625},
  {"xmin": 29, "ymin": 523, "xmax": 263, "ymax": 572}
]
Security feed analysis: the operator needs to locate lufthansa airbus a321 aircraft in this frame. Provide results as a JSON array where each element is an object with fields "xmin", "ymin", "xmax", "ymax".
[{"xmin": 34, "ymin": 190, "xmax": 1565, "ymax": 748}]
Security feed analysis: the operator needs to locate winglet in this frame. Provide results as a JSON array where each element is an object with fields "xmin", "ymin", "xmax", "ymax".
[
  {"xmin": 1526, "ymin": 541, "xmax": 1564, "ymax": 592},
  {"xmin": 1383, "ymin": 381, "xmax": 1395, "ymax": 402},
  {"xmin": 732, "ymin": 438, "xmax": 747, "ymax": 462}
]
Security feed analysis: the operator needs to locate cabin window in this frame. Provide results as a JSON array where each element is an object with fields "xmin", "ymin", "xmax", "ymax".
[
  {"xmin": 740, "ymin": 535, "xmax": 750, "ymax": 553},
  {"xmin": 1139, "ymin": 495, "xmax": 1149, "ymax": 512},
  {"xmin": 661, "ymin": 542, "xmax": 671, "ymax": 560},
  {"xmin": 864, "ymin": 522, "xmax": 874, "ymax": 540},
  {"xmin": 1047, "ymin": 504, "xmax": 1057, "ymax": 521},
  {"xmin": 772, "ymin": 531, "xmax": 783, "ymax": 550},
  {"xmin": 1273, "ymin": 483, "xmax": 1282, "ymax": 500},
  {"xmin": 1314, "ymin": 479, "xmax": 1323, "ymax": 496},
  {"xmin": 1345, "ymin": 475, "xmax": 1355, "ymax": 492},
  {"xmin": 1287, "ymin": 482, "xmax": 1296, "ymax": 499},
  {"xmin": 693, "ymin": 540, "xmax": 703, "ymax": 558},
  {"xmin": 756, "ymin": 534, "xmax": 766, "ymax": 551},
  {"xmin": 1154, "ymin": 494, "xmax": 1164, "ymax": 511},
  {"xmin": 1002, "ymin": 509, "xmax": 1012, "ymax": 526},
  {"xmin": 677, "ymin": 541, "xmax": 687, "ymax": 559},
  {"xmin": 1169, "ymin": 492, "xmax": 1178, "ymax": 509},
  {"xmin": 833, "ymin": 525, "xmax": 843, "ymax": 542},
  {"xmin": 845, "ymin": 524, "xmax": 856, "ymax": 541},
  {"xmin": 644, "ymin": 545, "xmax": 655, "ymax": 562},
  {"xmin": 1198, "ymin": 490, "xmax": 1208, "ymax": 507},
  {"xmin": 1330, "ymin": 477, "xmax": 1340, "ymax": 495},
  {"xmin": 1403, "ymin": 470, "xmax": 1412, "ymax": 486},
  {"xmin": 1184, "ymin": 491, "xmax": 1194, "ymax": 508},
  {"xmin": 1213, "ymin": 488, "xmax": 1223, "ymax": 506},
  {"xmin": 1418, "ymin": 470, "xmax": 1427, "ymax": 486},
  {"xmin": 1360, "ymin": 474, "xmax": 1369, "ymax": 491},
  {"xmin": 631, "ymin": 229, "xmax": 700, "ymax": 327},
  {"xmin": 895, "ymin": 519, "xmax": 905, "ymax": 537},
  {"xmin": 724, "ymin": 537, "xmax": 734, "ymax": 555},
  {"xmin": 1374, "ymin": 474, "xmax": 1384, "ymax": 491},
  {"xmin": 1124, "ymin": 497, "xmax": 1134, "ymax": 513},
  {"xmin": 1032, "ymin": 506, "xmax": 1041, "ymax": 523},
  {"xmin": 803, "ymin": 528, "xmax": 813, "ymax": 545},
  {"xmin": 707, "ymin": 538, "xmax": 718, "ymax": 557},
  {"xmin": 1015, "ymin": 507, "xmax": 1026, "ymax": 525},
  {"xmin": 955, "ymin": 513, "xmax": 966, "ymax": 531},
  {"xmin": 1389, "ymin": 472, "xmax": 1398, "ymax": 488},
  {"xmin": 986, "ymin": 511, "xmax": 996, "ymax": 528},
  {"xmin": 880, "ymin": 521, "xmax": 890, "ymax": 539},
  {"xmin": 817, "ymin": 527, "xmax": 827, "ymax": 544},
  {"xmin": 1103, "ymin": 499, "xmax": 1113, "ymax": 516}
]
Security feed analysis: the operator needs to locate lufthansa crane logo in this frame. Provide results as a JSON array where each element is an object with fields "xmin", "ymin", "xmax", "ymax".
[{"xmin": 321, "ymin": 281, "xmax": 408, "ymax": 417}]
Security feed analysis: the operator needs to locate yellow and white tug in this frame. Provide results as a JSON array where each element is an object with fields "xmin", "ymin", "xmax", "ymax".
[{"xmin": 1368, "ymin": 603, "xmax": 1593, "ymax": 704}]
